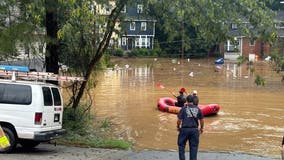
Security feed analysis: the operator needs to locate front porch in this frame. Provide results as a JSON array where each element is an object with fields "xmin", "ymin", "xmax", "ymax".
[{"xmin": 224, "ymin": 52, "xmax": 241, "ymax": 60}]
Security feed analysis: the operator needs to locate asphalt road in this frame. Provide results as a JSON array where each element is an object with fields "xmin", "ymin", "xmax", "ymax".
[{"xmin": 0, "ymin": 144, "xmax": 279, "ymax": 160}]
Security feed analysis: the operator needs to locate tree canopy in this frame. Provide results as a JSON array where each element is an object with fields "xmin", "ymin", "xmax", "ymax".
[
  {"xmin": 0, "ymin": 0, "xmax": 281, "ymax": 107},
  {"xmin": 149, "ymin": 0, "xmax": 277, "ymax": 57}
]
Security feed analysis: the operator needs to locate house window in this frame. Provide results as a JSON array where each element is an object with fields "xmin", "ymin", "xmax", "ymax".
[
  {"xmin": 122, "ymin": 37, "xmax": 126, "ymax": 46},
  {"xmin": 275, "ymin": 22, "xmax": 284, "ymax": 28},
  {"xmin": 104, "ymin": 4, "xmax": 111, "ymax": 12},
  {"xmin": 147, "ymin": 38, "xmax": 150, "ymax": 47},
  {"xmin": 130, "ymin": 22, "xmax": 135, "ymax": 30},
  {"xmin": 231, "ymin": 23, "xmax": 237, "ymax": 29},
  {"xmin": 135, "ymin": 38, "xmax": 139, "ymax": 47},
  {"xmin": 25, "ymin": 47, "xmax": 29, "ymax": 55},
  {"xmin": 89, "ymin": 4, "xmax": 94, "ymax": 13},
  {"xmin": 121, "ymin": 5, "xmax": 126, "ymax": 13},
  {"xmin": 250, "ymin": 39, "xmax": 255, "ymax": 46},
  {"xmin": 39, "ymin": 42, "xmax": 44, "ymax": 54},
  {"xmin": 141, "ymin": 22, "xmax": 147, "ymax": 31},
  {"xmin": 225, "ymin": 39, "xmax": 240, "ymax": 52},
  {"xmin": 135, "ymin": 37, "xmax": 150, "ymax": 48},
  {"xmin": 137, "ymin": 4, "xmax": 143, "ymax": 13},
  {"xmin": 141, "ymin": 38, "xmax": 146, "ymax": 47}
]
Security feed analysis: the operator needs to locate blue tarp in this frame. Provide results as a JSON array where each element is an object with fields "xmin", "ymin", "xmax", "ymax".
[
  {"xmin": 215, "ymin": 58, "xmax": 224, "ymax": 64},
  {"xmin": 0, "ymin": 65, "xmax": 29, "ymax": 72}
]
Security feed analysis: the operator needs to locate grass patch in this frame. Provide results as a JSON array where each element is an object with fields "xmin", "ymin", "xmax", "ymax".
[{"xmin": 57, "ymin": 106, "xmax": 132, "ymax": 149}]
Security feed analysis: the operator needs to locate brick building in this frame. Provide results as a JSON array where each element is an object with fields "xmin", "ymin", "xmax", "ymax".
[{"xmin": 221, "ymin": 11, "xmax": 284, "ymax": 61}]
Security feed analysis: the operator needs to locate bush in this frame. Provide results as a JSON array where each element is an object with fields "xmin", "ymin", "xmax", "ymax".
[
  {"xmin": 127, "ymin": 48, "xmax": 160, "ymax": 57},
  {"xmin": 237, "ymin": 56, "xmax": 248, "ymax": 66},
  {"xmin": 60, "ymin": 105, "xmax": 132, "ymax": 149},
  {"xmin": 105, "ymin": 48, "xmax": 124, "ymax": 57},
  {"xmin": 62, "ymin": 106, "xmax": 91, "ymax": 136},
  {"xmin": 255, "ymin": 75, "xmax": 266, "ymax": 86},
  {"xmin": 97, "ymin": 54, "xmax": 114, "ymax": 69},
  {"xmin": 270, "ymin": 52, "xmax": 284, "ymax": 73}
]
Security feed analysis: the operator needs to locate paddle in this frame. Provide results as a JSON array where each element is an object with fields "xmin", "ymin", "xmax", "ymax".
[{"xmin": 156, "ymin": 82, "xmax": 177, "ymax": 98}]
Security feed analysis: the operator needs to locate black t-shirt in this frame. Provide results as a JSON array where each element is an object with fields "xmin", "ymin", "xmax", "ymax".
[
  {"xmin": 176, "ymin": 95, "xmax": 186, "ymax": 107},
  {"xmin": 177, "ymin": 104, "xmax": 204, "ymax": 128}
]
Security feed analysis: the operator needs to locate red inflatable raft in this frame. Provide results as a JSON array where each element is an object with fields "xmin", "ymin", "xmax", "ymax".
[{"xmin": 157, "ymin": 97, "xmax": 220, "ymax": 116}]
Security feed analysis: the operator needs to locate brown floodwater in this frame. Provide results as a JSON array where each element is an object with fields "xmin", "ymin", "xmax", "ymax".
[{"xmin": 91, "ymin": 58, "xmax": 284, "ymax": 158}]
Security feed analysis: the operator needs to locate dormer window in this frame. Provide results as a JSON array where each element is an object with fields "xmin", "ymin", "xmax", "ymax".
[
  {"xmin": 121, "ymin": 5, "xmax": 126, "ymax": 13},
  {"xmin": 231, "ymin": 23, "xmax": 238, "ymax": 29},
  {"xmin": 130, "ymin": 22, "xmax": 135, "ymax": 30},
  {"xmin": 275, "ymin": 22, "xmax": 284, "ymax": 28},
  {"xmin": 137, "ymin": 4, "xmax": 143, "ymax": 13},
  {"xmin": 250, "ymin": 39, "xmax": 255, "ymax": 46},
  {"xmin": 141, "ymin": 22, "xmax": 147, "ymax": 31}
]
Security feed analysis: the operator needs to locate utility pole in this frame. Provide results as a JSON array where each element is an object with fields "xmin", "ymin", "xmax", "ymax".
[
  {"xmin": 181, "ymin": 20, "xmax": 184, "ymax": 61},
  {"xmin": 181, "ymin": 3, "xmax": 185, "ymax": 62}
]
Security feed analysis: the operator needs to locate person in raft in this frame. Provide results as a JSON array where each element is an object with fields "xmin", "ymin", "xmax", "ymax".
[
  {"xmin": 175, "ymin": 88, "xmax": 187, "ymax": 107},
  {"xmin": 177, "ymin": 95, "xmax": 204, "ymax": 160},
  {"xmin": 192, "ymin": 90, "xmax": 198, "ymax": 96},
  {"xmin": 186, "ymin": 90, "xmax": 198, "ymax": 106}
]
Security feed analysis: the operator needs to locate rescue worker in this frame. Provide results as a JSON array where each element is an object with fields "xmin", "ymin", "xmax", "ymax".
[
  {"xmin": 177, "ymin": 95, "xmax": 204, "ymax": 160},
  {"xmin": 186, "ymin": 90, "xmax": 198, "ymax": 106},
  {"xmin": 175, "ymin": 88, "xmax": 186, "ymax": 107},
  {"xmin": 192, "ymin": 90, "xmax": 198, "ymax": 96}
]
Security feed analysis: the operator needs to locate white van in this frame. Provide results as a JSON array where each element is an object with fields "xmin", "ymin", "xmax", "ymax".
[{"xmin": 0, "ymin": 79, "xmax": 66, "ymax": 153}]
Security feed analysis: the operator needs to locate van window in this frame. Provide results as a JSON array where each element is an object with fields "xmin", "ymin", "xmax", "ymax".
[
  {"xmin": 0, "ymin": 83, "xmax": 32, "ymax": 105},
  {"xmin": 42, "ymin": 87, "xmax": 52, "ymax": 106},
  {"xmin": 52, "ymin": 88, "xmax": 61, "ymax": 106}
]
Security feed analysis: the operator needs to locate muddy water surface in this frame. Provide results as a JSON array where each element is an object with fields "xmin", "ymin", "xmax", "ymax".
[{"xmin": 92, "ymin": 58, "xmax": 284, "ymax": 158}]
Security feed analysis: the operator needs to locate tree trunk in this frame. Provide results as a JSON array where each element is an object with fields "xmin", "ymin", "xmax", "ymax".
[
  {"xmin": 45, "ymin": 0, "xmax": 59, "ymax": 84},
  {"xmin": 71, "ymin": 0, "xmax": 126, "ymax": 109}
]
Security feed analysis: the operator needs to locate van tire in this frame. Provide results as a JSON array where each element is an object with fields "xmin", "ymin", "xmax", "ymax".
[
  {"xmin": 0, "ymin": 126, "xmax": 17, "ymax": 153},
  {"xmin": 20, "ymin": 140, "xmax": 40, "ymax": 148}
]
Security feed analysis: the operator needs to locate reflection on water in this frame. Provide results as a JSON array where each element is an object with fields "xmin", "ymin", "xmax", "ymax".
[{"xmin": 92, "ymin": 58, "xmax": 284, "ymax": 158}]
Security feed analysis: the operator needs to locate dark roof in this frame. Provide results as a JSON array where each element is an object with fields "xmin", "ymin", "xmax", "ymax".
[
  {"xmin": 275, "ymin": 11, "xmax": 284, "ymax": 37},
  {"xmin": 277, "ymin": 28, "xmax": 284, "ymax": 37},
  {"xmin": 275, "ymin": 11, "xmax": 284, "ymax": 22},
  {"xmin": 229, "ymin": 11, "xmax": 284, "ymax": 37},
  {"xmin": 229, "ymin": 29, "xmax": 242, "ymax": 37}
]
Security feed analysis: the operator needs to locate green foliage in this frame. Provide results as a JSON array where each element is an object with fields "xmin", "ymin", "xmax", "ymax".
[
  {"xmin": 97, "ymin": 54, "xmax": 115, "ymax": 69},
  {"xmin": 0, "ymin": 0, "xmax": 45, "ymax": 59},
  {"xmin": 61, "ymin": 105, "xmax": 132, "ymax": 149},
  {"xmin": 58, "ymin": 1, "xmax": 96, "ymax": 74},
  {"xmin": 86, "ymin": 138, "xmax": 131, "ymax": 149},
  {"xmin": 255, "ymin": 75, "xmax": 266, "ymax": 86},
  {"xmin": 270, "ymin": 51, "xmax": 284, "ymax": 73},
  {"xmin": 106, "ymin": 48, "xmax": 124, "ymax": 57},
  {"xmin": 63, "ymin": 106, "xmax": 91, "ymax": 135},
  {"xmin": 127, "ymin": 48, "xmax": 160, "ymax": 57},
  {"xmin": 149, "ymin": 0, "xmax": 276, "ymax": 57},
  {"xmin": 100, "ymin": 118, "xmax": 112, "ymax": 128},
  {"xmin": 237, "ymin": 56, "xmax": 249, "ymax": 66},
  {"xmin": 58, "ymin": 135, "xmax": 132, "ymax": 149},
  {"xmin": 250, "ymin": 67, "xmax": 255, "ymax": 75}
]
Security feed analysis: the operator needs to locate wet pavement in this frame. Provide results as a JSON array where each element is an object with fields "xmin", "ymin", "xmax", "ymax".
[{"xmin": 0, "ymin": 144, "xmax": 279, "ymax": 160}]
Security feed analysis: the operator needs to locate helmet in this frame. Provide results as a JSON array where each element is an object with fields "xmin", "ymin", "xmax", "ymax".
[{"xmin": 180, "ymin": 88, "xmax": 186, "ymax": 93}]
